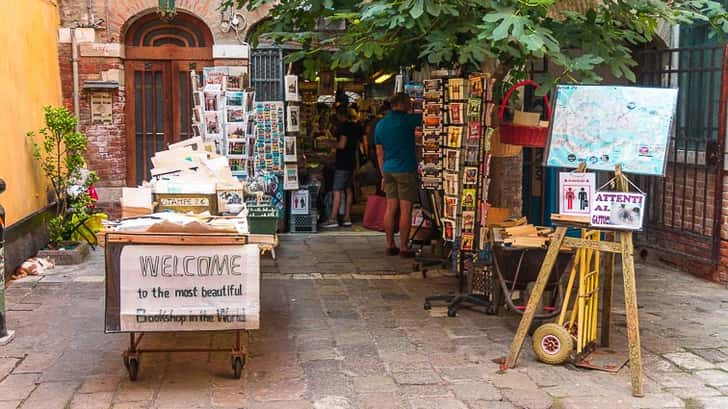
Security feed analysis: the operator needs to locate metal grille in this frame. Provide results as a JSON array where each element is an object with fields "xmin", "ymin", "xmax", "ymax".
[
  {"xmin": 634, "ymin": 45, "xmax": 727, "ymax": 267},
  {"xmin": 251, "ymin": 48, "xmax": 284, "ymax": 101}
]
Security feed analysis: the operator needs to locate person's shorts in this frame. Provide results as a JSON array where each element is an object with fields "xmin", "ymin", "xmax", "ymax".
[
  {"xmin": 383, "ymin": 172, "xmax": 418, "ymax": 203},
  {"xmin": 332, "ymin": 169, "xmax": 354, "ymax": 191}
]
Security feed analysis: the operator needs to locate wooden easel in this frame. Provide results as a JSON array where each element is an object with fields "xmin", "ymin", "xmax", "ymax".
[{"xmin": 502, "ymin": 165, "xmax": 644, "ymax": 397}]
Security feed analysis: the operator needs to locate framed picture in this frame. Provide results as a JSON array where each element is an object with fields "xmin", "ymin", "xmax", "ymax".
[
  {"xmin": 465, "ymin": 147, "xmax": 479, "ymax": 163},
  {"xmin": 227, "ymin": 106, "xmax": 246, "ymax": 123},
  {"xmin": 468, "ymin": 76, "xmax": 483, "ymax": 97},
  {"xmin": 226, "ymin": 91, "xmax": 244, "ymax": 107},
  {"xmin": 287, "ymin": 105, "xmax": 300, "ymax": 132},
  {"xmin": 285, "ymin": 75, "xmax": 299, "ymax": 101},
  {"xmin": 193, "ymin": 91, "xmax": 204, "ymax": 107},
  {"xmin": 227, "ymin": 123, "xmax": 246, "ymax": 139},
  {"xmin": 461, "ymin": 232, "xmax": 475, "ymax": 251},
  {"xmin": 203, "ymin": 111, "xmax": 223, "ymax": 136},
  {"xmin": 444, "ymin": 173, "xmax": 458, "ymax": 196},
  {"xmin": 244, "ymin": 91, "xmax": 256, "ymax": 112},
  {"xmin": 442, "ymin": 219, "xmax": 455, "ymax": 242},
  {"xmin": 448, "ymin": 78, "xmax": 465, "ymax": 101},
  {"xmin": 227, "ymin": 66, "xmax": 250, "ymax": 90},
  {"xmin": 462, "ymin": 188, "xmax": 476, "ymax": 210},
  {"xmin": 191, "ymin": 124, "xmax": 201, "ymax": 137},
  {"xmin": 284, "ymin": 136, "xmax": 297, "ymax": 162},
  {"xmin": 229, "ymin": 158, "xmax": 245, "ymax": 172},
  {"xmin": 284, "ymin": 163, "xmax": 300, "ymax": 190},
  {"xmin": 461, "ymin": 211, "xmax": 475, "ymax": 232},
  {"xmin": 468, "ymin": 122, "xmax": 482, "ymax": 140},
  {"xmin": 424, "ymin": 102, "xmax": 442, "ymax": 117},
  {"xmin": 464, "ymin": 166, "xmax": 478, "ymax": 185},
  {"xmin": 204, "ymin": 91, "xmax": 223, "ymax": 112},
  {"xmin": 449, "ymin": 103, "xmax": 465, "ymax": 125},
  {"xmin": 444, "ymin": 196, "xmax": 458, "ymax": 220},
  {"xmin": 445, "ymin": 149, "xmax": 460, "ymax": 172},
  {"xmin": 467, "ymin": 98, "xmax": 482, "ymax": 120},
  {"xmin": 447, "ymin": 126, "xmax": 463, "ymax": 148},
  {"xmin": 227, "ymin": 138, "xmax": 246, "ymax": 156},
  {"xmin": 217, "ymin": 189, "xmax": 244, "ymax": 213}
]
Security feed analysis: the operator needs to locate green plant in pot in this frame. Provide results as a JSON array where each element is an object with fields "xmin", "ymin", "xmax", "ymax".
[{"xmin": 28, "ymin": 106, "xmax": 101, "ymax": 249}]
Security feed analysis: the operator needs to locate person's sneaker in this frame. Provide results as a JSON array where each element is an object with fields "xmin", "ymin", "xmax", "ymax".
[
  {"xmin": 322, "ymin": 220, "xmax": 340, "ymax": 228},
  {"xmin": 341, "ymin": 220, "xmax": 353, "ymax": 227},
  {"xmin": 399, "ymin": 250, "xmax": 416, "ymax": 259},
  {"xmin": 386, "ymin": 247, "xmax": 400, "ymax": 256}
]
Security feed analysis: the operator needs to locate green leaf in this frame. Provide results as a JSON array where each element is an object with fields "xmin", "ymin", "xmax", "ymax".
[{"xmin": 410, "ymin": 0, "xmax": 424, "ymax": 19}]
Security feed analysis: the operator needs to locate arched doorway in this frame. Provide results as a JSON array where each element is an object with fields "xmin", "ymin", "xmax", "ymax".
[{"xmin": 123, "ymin": 12, "xmax": 214, "ymax": 186}]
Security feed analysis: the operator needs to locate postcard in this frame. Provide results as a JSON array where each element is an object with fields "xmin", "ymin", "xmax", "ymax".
[{"xmin": 464, "ymin": 166, "xmax": 478, "ymax": 185}]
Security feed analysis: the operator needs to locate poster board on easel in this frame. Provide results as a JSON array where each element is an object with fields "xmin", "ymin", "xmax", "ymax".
[{"xmin": 544, "ymin": 85, "xmax": 677, "ymax": 177}]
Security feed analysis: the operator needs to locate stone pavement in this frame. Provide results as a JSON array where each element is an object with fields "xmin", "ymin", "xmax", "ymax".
[{"xmin": 2, "ymin": 235, "xmax": 728, "ymax": 408}]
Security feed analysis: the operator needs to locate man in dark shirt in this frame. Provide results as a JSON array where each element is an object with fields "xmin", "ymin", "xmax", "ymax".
[
  {"xmin": 375, "ymin": 93, "xmax": 421, "ymax": 257},
  {"xmin": 324, "ymin": 107, "xmax": 363, "ymax": 227}
]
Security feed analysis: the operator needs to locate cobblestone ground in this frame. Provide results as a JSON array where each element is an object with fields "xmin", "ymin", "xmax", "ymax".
[{"xmin": 2, "ymin": 235, "xmax": 728, "ymax": 408}]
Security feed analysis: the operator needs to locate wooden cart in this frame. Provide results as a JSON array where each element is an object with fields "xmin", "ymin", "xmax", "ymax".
[{"xmin": 104, "ymin": 231, "xmax": 275, "ymax": 380}]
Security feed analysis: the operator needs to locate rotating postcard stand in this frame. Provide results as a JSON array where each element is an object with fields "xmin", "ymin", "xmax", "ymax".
[{"xmin": 501, "ymin": 85, "xmax": 678, "ymax": 398}]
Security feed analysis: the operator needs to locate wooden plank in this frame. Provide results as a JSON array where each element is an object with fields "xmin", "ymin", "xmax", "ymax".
[
  {"xmin": 620, "ymin": 230, "xmax": 644, "ymax": 397},
  {"xmin": 562, "ymin": 237, "xmax": 621, "ymax": 253},
  {"xmin": 504, "ymin": 225, "xmax": 568, "ymax": 369},
  {"xmin": 106, "ymin": 233, "xmax": 247, "ymax": 245},
  {"xmin": 504, "ymin": 224, "xmax": 538, "ymax": 236},
  {"xmin": 601, "ymin": 231, "xmax": 616, "ymax": 347},
  {"xmin": 550, "ymin": 213, "xmax": 591, "ymax": 225}
]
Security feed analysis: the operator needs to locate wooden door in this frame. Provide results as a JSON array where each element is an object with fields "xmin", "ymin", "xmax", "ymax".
[
  {"xmin": 171, "ymin": 61, "xmax": 210, "ymax": 142},
  {"xmin": 125, "ymin": 61, "xmax": 170, "ymax": 186}
]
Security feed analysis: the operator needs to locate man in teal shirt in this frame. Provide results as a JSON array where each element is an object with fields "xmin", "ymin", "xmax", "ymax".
[{"xmin": 375, "ymin": 93, "xmax": 421, "ymax": 258}]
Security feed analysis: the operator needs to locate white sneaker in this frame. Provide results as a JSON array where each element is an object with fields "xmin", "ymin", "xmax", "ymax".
[{"xmin": 322, "ymin": 220, "xmax": 339, "ymax": 228}]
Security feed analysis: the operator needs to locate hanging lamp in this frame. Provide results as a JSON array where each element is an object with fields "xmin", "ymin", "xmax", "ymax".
[{"xmin": 158, "ymin": 0, "xmax": 177, "ymax": 22}]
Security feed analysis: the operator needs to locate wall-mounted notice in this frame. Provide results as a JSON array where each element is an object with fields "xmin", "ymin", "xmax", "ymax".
[
  {"xmin": 90, "ymin": 92, "xmax": 113, "ymax": 125},
  {"xmin": 118, "ymin": 244, "xmax": 260, "ymax": 331}
]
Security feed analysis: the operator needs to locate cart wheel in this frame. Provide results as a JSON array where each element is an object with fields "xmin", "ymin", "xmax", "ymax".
[
  {"xmin": 447, "ymin": 307, "xmax": 457, "ymax": 317},
  {"xmin": 232, "ymin": 356, "xmax": 245, "ymax": 379},
  {"xmin": 424, "ymin": 302, "xmax": 432, "ymax": 310},
  {"xmin": 127, "ymin": 358, "xmax": 139, "ymax": 381},
  {"xmin": 532, "ymin": 323, "xmax": 574, "ymax": 365}
]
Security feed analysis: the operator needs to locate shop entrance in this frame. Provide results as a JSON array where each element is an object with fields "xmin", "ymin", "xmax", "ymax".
[{"xmin": 123, "ymin": 12, "xmax": 214, "ymax": 186}]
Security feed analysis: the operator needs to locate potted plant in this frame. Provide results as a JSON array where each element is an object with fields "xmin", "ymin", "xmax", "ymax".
[{"xmin": 28, "ymin": 106, "xmax": 104, "ymax": 263}]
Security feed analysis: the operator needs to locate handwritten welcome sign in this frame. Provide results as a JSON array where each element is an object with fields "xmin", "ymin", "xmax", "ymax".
[{"xmin": 119, "ymin": 244, "xmax": 259, "ymax": 331}]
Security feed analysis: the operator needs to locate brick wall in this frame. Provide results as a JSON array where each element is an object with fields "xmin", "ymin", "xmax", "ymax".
[
  {"xmin": 637, "ymin": 162, "xmax": 724, "ymax": 282},
  {"xmin": 60, "ymin": 0, "xmax": 272, "ymax": 44}
]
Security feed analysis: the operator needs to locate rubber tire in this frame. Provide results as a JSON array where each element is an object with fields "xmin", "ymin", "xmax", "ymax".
[
  {"xmin": 424, "ymin": 302, "xmax": 432, "ymax": 310},
  {"xmin": 532, "ymin": 323, "xmax": 574, "ymax": 365},
  {"xmin": 447, "ymin": 308, "xmax": 457, "ymax": 317},
  {"xmin": 232, "ymin": 356, "xmax": 245, "ymax": 379},
  {"xmin": 128, "ymin": 358, "xmax": 139, "ymax": 381}
]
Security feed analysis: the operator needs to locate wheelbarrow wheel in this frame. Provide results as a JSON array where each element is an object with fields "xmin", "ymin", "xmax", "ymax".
[
  {"xmin": 532, "ymin": 323, "xmax": 573, "ymax": 365},
  {"xmin": 232, "ymin": 356, "xmax": 245, "ymax": 379},
  {"xmin": 127, "ymin": 357, "xmax": 139, "ymax": 381}
]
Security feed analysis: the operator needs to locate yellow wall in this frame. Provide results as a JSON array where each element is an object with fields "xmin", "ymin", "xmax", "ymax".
[{"xmin": 0, "ymin": 0, "xmax": 62, "ymax": 226}]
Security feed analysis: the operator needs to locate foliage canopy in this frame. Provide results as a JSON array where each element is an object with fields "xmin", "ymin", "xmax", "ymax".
[{"xmin": 227, "ymin": 0, "xmax": 728, "ymax": 90}]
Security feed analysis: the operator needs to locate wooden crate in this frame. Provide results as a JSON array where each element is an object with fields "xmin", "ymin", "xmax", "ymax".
[{"xmin": 154, "ymin": 193, "xmax": 218, "ymax": 214}]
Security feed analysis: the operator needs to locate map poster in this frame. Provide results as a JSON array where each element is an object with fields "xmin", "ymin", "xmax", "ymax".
[
  {"xmin": 545, "ymin": 85, "xmax": 678, "ymax": 176},
  {"xmin": 559, "ymin": 172, "xmax": 596, "ymax": 216},
  {"xmin": 118, "ymin": 244, "xmax": 260, "ymax": 332},
  {"xmin": 589, "ymin": 191, "xmax": 646, "ymax": 231}
]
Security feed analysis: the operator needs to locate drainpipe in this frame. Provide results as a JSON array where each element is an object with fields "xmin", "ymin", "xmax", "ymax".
[
  {"xmin": 72, "ymin": 28, "xmax": 80, "ymax": 131},
  {"xmin": 0, "ymin": 178, "xmax": 13, "ymax": 345}
]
